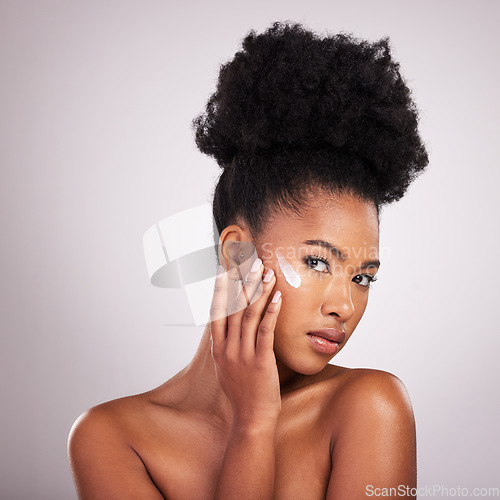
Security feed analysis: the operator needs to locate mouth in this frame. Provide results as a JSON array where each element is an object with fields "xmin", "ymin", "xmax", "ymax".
[{"xmin": 306, "ymin": 328, "xmax": 345, "ymax": 356}]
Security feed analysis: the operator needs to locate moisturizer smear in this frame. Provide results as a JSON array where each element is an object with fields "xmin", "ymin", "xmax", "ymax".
[{"xmin": 276, "ymin": 248, "xmax": 302, "ymax": 288}]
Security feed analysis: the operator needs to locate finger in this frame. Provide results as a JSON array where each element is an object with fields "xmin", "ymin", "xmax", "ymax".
[
  {"xmin": 209, "ymin": 265, "xmax": 228, "ymax": 351},
  {"xmin": 227, "ymin": 257, "xmax": 263, "ymax": 325},
  {"xmin": 242, "ymin": 257, "xmax": 267, "ymax": 305},
  {"xmin": 255, "ymin": 290, "xmax": 282, "ymax": 357},
  {"xmin": 226, "ymin": 257, "xmax": 263, "ymax": 351},
  {"xmin": 240, "ymin": 268, "xmax": 276, "ymax": 353}
]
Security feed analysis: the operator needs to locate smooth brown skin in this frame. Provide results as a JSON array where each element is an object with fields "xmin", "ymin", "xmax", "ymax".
[{"xmin": 68, "ymin": 191, "xmax": 417, "ymax": 499}]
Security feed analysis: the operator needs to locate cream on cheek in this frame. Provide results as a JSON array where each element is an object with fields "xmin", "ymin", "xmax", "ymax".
[{"xmin": 275, "ymin": 248, "xmax": 302, "ymax": 288}]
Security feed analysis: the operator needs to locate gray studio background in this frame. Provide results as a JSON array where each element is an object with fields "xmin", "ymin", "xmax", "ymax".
[{"xmin": 1, "ymin": 0, "xmax": 499, "ymax": 498}]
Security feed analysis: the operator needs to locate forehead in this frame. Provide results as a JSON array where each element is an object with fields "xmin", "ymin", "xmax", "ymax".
[{"xmin": 262, "ymin": 192, "xmax": 379, "ymax": 253}]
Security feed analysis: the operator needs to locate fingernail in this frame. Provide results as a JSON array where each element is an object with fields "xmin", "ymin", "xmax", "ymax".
[
  {"xmin": 263, "ymin": 269, "xmax": 274, "ymax": 283},
  {"xmin": 272, "ymin": 290, "xmax": 281, "ymax": 303},
  {"xmin": 250, "ymin": 258, "xmax": 262, "ymax": 273}
]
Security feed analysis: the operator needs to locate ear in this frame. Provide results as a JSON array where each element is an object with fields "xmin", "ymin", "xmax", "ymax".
[{"xmin": 218, "ymin": 223, "xmax": 254, "ymax": 271}]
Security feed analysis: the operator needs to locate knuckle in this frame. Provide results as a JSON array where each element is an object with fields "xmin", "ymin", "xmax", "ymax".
[
  {"xmin": 209, "ymin": 306, "xmax": 223, "ymax": 322},
  {"xmin": 258, "ymin": 323, "xmax": 273, "ymax": 336},
  {"xmin": 266, "ymin": 301, "xmax": 278, "ymax": 314},
  {"xmin": 230, "ymin": 296, "xmax": 245, "ymax": 314},
  {"xmin": 243, "ymin": 307, "xmax": 258, "ymax": 322}
]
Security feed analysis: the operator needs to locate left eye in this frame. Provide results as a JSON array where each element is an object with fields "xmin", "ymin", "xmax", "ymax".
[
  {"xmin": 352, "ymin": 274, "xmax": 377, "ymax": 288},
  {"xmin": 305, "ymin": 256, "xmax": 330, "ymax": 273}
]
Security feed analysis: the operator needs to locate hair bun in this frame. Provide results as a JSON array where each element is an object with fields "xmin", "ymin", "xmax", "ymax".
[
  {"xmin": 194, "ymin": 21, "xmax": 428, "ymax": 223},
  {"xmin": 194, "ymin": 22, "xmax": 426, "ymax": 176}
]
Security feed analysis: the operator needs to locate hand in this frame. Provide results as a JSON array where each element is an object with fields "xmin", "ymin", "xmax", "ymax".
[{"xmin": 209, "ymin": 258, "xmax": 282, "ymax": 427}]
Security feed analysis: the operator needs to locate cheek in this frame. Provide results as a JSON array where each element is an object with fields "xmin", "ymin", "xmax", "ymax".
[{"xmin": 273, "ymin": 273, "xmax": 321, "ymax": 325}]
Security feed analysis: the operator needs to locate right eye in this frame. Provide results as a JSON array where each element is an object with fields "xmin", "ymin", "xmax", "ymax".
[{"xmin": 304, "ymin": 256, "xmax": 330, "ymax": 274}]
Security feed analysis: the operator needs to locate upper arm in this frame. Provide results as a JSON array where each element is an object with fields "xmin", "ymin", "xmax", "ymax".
[
  {"xmin": 68, "ymin": 405, "xmax": 165, "ymax": 500},
  {"xmin": 326, "ymin": 370, "xmax": 417, "ymax": 500}
]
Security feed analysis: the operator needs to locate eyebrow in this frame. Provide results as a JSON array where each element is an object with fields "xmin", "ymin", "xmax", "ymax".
[{"xmin": 301, "ymin": 239, "xmax": 381, "ymax": 270}]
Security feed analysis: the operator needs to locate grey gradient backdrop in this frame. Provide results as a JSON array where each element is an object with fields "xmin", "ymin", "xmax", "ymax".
[{"xmin": 1, "ymin": 0, "xmax": 499, "ymax": 498}]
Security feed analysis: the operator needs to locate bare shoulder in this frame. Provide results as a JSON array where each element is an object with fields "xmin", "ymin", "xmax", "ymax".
[
  {"xmin": 329, "ymin": 368, "xmax": 414, "ymax": 425},
  {"xmin": 69, "ymin": 394, "xmax": 145, "ymax": 448},
  {"xmin": 68, "ymin": 395, "xmax": 164, "ymax": 499},
  {"xmin": 322, "ymin": 368, "xmax": 417, "ymax": 497},
  {"xmin": 70, "ymin": 396, "xmax": 127, "ymax": 438},
  {"xmin": 335, "ymin": 366, "xmax": 411, "ymax": 402}
]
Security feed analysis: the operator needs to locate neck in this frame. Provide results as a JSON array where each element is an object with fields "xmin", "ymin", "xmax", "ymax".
[{"xmin": 174, "ymin": 324, "xmax": 305, "ymax": 421}]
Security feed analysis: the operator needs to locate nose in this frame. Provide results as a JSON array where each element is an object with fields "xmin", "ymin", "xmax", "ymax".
[{"xmin": 320, "ymin": 277, "xmax": 355, "ymax": 322}]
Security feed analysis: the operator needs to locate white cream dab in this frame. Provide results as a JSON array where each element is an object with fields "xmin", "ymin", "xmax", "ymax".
[{"xmin": 276, "ymin": 249, "xmax": 302, "ymax": 288}]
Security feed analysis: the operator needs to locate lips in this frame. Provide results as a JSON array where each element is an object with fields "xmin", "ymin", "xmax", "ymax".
[
  {"xmin": 307, "ymin": 328, "xmax": 345, "ymax": 343},
  {"xmin": 306, "ymin": 328, "xmax": 345, "ymax": 356}
]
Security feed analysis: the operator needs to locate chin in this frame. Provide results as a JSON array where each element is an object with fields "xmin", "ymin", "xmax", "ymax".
[
  {"xmin": 278, "ymin": 351, "xmax": 335, "ymax": 376},
  {"xmin": 275, "ymin": 332, "xmax": 344, "ymax": 376}
]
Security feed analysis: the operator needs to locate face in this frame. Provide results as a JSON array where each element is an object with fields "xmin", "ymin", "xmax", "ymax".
[{"xmin": 254, "ymin": 191, "xmax": 380, "ymax": 376}]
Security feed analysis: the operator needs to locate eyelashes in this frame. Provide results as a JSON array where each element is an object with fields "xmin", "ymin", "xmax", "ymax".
[
  {"xmin": 304, "ymin": 254, "xmax": 330, "ymax": 273},
  {"xmin": 353, "ymin": 274, "xmax": 378, "ymax": 288},
  {"xmin": 303, "ymin": 254, "xmax": 378, "ymax": 288}
]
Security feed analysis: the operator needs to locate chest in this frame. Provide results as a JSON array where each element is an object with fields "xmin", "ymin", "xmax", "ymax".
[{"xmin": 135, "ymin": 402, "xmax": 333, "ymax": 499}]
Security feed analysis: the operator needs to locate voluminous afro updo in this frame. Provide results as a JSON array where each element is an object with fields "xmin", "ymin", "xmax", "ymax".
[{"xmin": 193, "ymin": 21, "xmax": 428, "ymax": 239}]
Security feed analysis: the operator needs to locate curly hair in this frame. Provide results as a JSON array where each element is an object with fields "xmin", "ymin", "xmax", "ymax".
[{"xmin": 192, "ymin": 21, "xmax": 428, "ymax": 240}]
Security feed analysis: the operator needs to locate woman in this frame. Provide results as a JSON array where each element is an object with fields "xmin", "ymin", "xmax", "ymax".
[{"xmin": 69, "ymin": 22, "xmax": 428, "ymax": 499}]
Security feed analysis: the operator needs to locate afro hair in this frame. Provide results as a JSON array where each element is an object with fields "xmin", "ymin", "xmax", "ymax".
[{"xmin": 193, "ymin": 21, "xmax": 428, "ymax": 238}]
